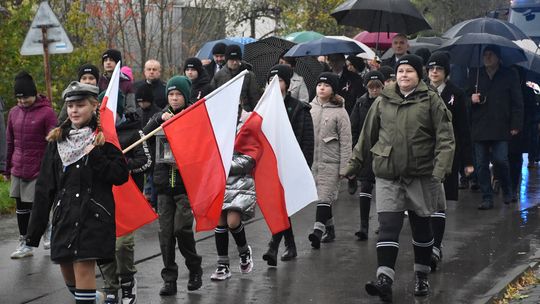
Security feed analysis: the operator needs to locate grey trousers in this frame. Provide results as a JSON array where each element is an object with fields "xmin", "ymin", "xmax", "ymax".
[{"xmin": 158, "ymin": 193, "xmax": 202, "ymax": 282}]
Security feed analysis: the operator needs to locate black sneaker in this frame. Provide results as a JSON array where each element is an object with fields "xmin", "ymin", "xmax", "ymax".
[
  {"xmin": 414, "ymin": 272, "xmax": 430, "ymax": 296},
  {"xmin": 120, "ymin": 278, "xmax": 137, "ymax": 304},
  {"xmin": 187, "ymin": 268, "xmax": 203, "ymax": 291},
  {"xmin": 159, "ymin": 281, "xmax": 177, "ymax": 296},
  {"xmin": 365, "ymin": 273, "xmax": 393, "ymax": 302}
]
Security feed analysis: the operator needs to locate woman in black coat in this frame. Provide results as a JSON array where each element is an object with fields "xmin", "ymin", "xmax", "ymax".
[
  {"xmin": 349, "ymin": 70, "xmax": 385, "ymax": 241},
  {"xmin": 26, "ymin": 82, "xmax": 129, "ymax": 303},
  {"xmin": 262, "ymin": 65, "xmax": 314, "ymax": 266},
  {"xmin": 427, "ymin": 52, "xmax": 474, "ymax": 271}
]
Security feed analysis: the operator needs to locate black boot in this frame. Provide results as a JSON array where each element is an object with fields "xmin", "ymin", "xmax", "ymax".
[
  {"xmin": 321, "ymin": 225, "xmax": 335, "ymax": 243},
  {"xmin": 430, "ymin": 247, "xmax": 442, "ymax": 272},
  {"xmin": 262, "ymin": 239, "xmax": 279, "ymax": 266},
  {"xmin": 365, "ymin": 273, "xmax": 393, "ymax": 302},
  {"xmin": 355, "ymin": 226, "xmax": 368, "ymax": 241},
  {"xmin": 281, "ymin": 236, "xmax": 297, "ymax": 261},
  {"xmin": 414, "ymin": 272, "xmax": 430, "ymax": 296},
  {"xmin": 308, "ymin": 229, "xmax": 323, "ymax": 249},
  {"xmin": 187, "ymin": 267, "xmax": 202, "ymax": 291},
  {"xmin": 159, "ymin": 281, "xmax": 177, "ymax": 296}
]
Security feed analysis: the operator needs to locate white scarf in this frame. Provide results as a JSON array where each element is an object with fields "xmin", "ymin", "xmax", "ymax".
[{"xmin": 57, "ymin": 127, "xmax": 95, "ymax": 167}]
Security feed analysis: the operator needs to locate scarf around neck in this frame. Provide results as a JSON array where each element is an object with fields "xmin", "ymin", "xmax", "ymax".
[{"xmin": 57, "ymin": 126, "xmax": 95, "ymax": 167}]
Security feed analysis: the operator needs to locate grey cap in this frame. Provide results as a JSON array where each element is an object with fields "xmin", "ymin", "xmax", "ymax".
[{"xmin": 62, "ymin": 81, "xmax": 99, "ymax": 102}]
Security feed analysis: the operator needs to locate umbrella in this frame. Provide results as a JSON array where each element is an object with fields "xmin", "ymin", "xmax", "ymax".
[
  {"xmin": 331, "ymin": 0, "xmax": 431, "ymax": 50},
  {"xmin": 196, "ymin": 37, "xmax": 256, "ymax": 59},
  {"xmin": 442, "ymin": 17, "xmax": 528, "ymax": 40},
  {"xmin": 437, "ymin": 33, "xmax": 527, "ymax": 68},
  {"xmin": 416, "ymin": 36, "xmax": 447, "ymax": 45},
  {"xmin": 243, "ymin": 36, "xmax": 323, "ymax": 90},
  {"xmin": 353, "ymin": 31, "xmax": 397, "ymax": 50},
  {"xmin": 284, "ymin": 37, "xmax": 365, "ymax": 57},
  {"xmin": 326, "ymin": 35, "xmax": 376, "ymax": 59},
  {"xmin": 283, "ymin": 31, "xmax": 325, "ymax": 43}
]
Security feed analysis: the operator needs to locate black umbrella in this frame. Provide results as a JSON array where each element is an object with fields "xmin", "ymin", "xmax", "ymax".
[
  {"xmin": 243, "ymin": 36, "xmax": 323, "ymax": 91},
  {"xmin": 442, "ymin": 17, "xmax": 528, "ymax": 40},
  {"xmin": 284, "ymin": 37, "xmax": 365, "ymax": 57},
  {"xmin": 331, "ymin": 0, "xmax": 432, "ymax": 47},
  {"xmin": 437, "ymin": 33, "xmax": 527, "ymax": 67}
]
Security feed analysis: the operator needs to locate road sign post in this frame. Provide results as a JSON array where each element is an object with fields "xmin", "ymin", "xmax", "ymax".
[{"xmin": 20, "ymin": 2, "xmax": 73, "ymax": 102}]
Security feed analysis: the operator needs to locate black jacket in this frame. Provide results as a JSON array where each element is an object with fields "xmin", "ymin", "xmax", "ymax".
[
  {"xmin": 134, "ymin": 79, "xmax": 168, "ymax": 109},
  {"xmin": 137, "ymin": 103, "xmax": 161, "ymax": 130},
  {"xmin": 143, "ymin": 106, "xmax": 187, "ymax": 195},
  {"xmin": 338, "ymin": 68, "xmax": 365, "ymax": 115},
  {"xmin": 27, "ymin": 140, "xmax": 128, "ymax": 264},
  {"xmin": 190, "ymin": 71, "xmax": 213, "ymax": 104},
  {"xmin": 467, "ymin": 66, "xmax": 524, "ymax": 141},
  {"xmin": 204, "ymin": 60, "xmax": 222, "ymax": 80},
  {"xmin": 350, "ymin": 93, "xmax": 376, "ymax": 182},
  {"xmin": 117, "ymin": 115, "xmax": 152, "ymax": 189},
  {"xmin": 211, "ymin": 61, "xmax": 261, "ymax": 112},
  {"xmin": 284, "ymin": 95, "xmax": 314, "ymax": 167}
]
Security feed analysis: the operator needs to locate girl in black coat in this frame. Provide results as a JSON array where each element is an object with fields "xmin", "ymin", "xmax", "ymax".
[
  {"xmin": 262, "ymin": 65, "xmax": 314, "ymax": 266},
  {"xmin": 26, "ymin": 82, "xmax": 129, "ymax": 304},
  {"xmin": 427, "ymin": 52, "xmax": 474, "ymax": 271},
  {"xmin": 349, "ymin": 70, "xmax": 385, "ymax": 240}
]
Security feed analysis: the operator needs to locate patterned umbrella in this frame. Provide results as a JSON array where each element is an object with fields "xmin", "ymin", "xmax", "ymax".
[{"xmin": 244, "ymin": 36, "xmax": 323, "ymax": 92}]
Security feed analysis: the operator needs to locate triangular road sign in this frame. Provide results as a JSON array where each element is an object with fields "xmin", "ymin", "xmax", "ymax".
[{"xmin": 20, "ymin": 1, "xmax": 73, "ymax": 56}]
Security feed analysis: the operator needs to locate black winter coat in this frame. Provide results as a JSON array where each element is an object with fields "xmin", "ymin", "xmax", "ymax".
[
  {"xmin": 350, "ymin": 93, "xmax": 376, "ymax": 182},
  {"xmin": 134, "ymin": 79, "xmax": 168, "ymax": 109},
  {"xmin": 138, "ymin": 104, "xmax": 161, "ymax": 130},
  {"xmin": 117, "ymin": 116, "xmax": 152, "ymax": 190},
  {"xmin": 438, "ymin": 81, "xmax": 473, "ymax": 201},
  {"xmin": 467, "ymin": 67, "xmax": 524, "ymax": 141},
  {"xmin": 338, "ymin": 69, "xmax": 365, "ymax": 115},
  {"xmin": 190, "ymin": 72, "xmax": 213, "ymax": 104},
  {"xmin": 143, "ymin": 106, "xmax": 187, "ymax": 195},
  {"xmin": 284, "ymin": 95, "xmax": 314, "ymax": 167},
  {"xmin": 204, "ymin": 60, "xmax": 222, "ymax": 79},
  {"xmin": 211, "ymin": 61, "xmax": 261, "ymax": 112},
  {"xmin": 26, "ymin": 141, "xmax": 129, "ymax": 264}
]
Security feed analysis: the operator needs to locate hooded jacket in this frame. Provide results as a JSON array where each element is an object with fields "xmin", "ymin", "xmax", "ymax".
[
  {"xmin": 345, "ymin": 81, "xmax": 455, "ymax": 181},
  {"xmin": 6, "ymin": 95, "xmax": 57, "ymax": 179}
]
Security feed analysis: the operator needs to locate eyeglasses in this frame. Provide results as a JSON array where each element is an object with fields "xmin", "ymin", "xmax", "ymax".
[{"xmin": 428, "ymin": 66, "xmax": 445, "ymax": 72}]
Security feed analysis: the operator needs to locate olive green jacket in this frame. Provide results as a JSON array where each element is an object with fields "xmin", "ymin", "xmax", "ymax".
[{"xmin": 345, "ymin": 81, "xmax": 455, "ymax": 181}]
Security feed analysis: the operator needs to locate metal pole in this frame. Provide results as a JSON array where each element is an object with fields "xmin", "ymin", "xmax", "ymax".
[{"xmin": 41, "ymin": 26, "xmax": 52, "ymax": 102}]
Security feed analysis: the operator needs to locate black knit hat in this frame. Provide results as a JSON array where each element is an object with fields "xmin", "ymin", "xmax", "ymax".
[
  {"xmin": 379, "ymin": 66, "xmax": 396, "ymax": 81},
  {"xmin": 317, "ymin": 72, "xmax": 340, "ymax": 94},
  {"xmin": 102, "ymin": 49, "xmax": 122, "ymax": 64},
  {"xmin": 77, "ymin": 64, "xmax": 100, "ymax": 82},
  {"xmin": 363, "ymin": 70, "xmax": 385, "ymax": 87},
  {"xmin": 184, "ymin": 57, "xmax": 203, "ymax": 75},
  {"xmin": 14, "ymin": 71, "xmax": 37, "ymax": 98},
  {"xmin": 347, "ymin": 56, "xmax": 366, "ymax": 72},
  {"xmin": 212, "ymin": 42, "xmax": 227, "ymax": 55},
  {"xmin": 135, "ymin": 83, "xmax": 154, "ymax": 104},
  {"xmin": 395, "ymin": 54, "xmax": 424, "ymax": 79},
  {"xmin": 225, "ymin": 45, "xmax": 242, "ymax": 61},
  {"xmin": 427, "ymin": 52, "xmax": 451, "ymax": 77},
  {"xmin": 268, "ymin": 64, "xmax": 293, "ymax": 89}
]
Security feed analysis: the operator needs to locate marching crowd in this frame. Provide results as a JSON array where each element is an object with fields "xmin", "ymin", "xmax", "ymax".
[{"xmin": 1, "ymin": 32, "xmax": 537, "ymax": 303}]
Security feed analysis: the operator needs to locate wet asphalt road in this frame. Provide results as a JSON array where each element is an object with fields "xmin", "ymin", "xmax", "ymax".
[{"xmin": 2, "ymin": 160, "xmax": 540, "ymax": 304}]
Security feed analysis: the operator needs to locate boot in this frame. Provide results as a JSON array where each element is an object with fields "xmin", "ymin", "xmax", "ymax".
[
  {"xmin": 281, "ymin": 236, "xmax": 297, "ymax": 261},
  {"xmin": 262, "ymin": 240, "xmax": 278, "ymax": 266},
  {"xmin": 414, "ymin": 272, "xmax": 430, "ymax": 296},
  {"xmin": 430, "ymin": 247, "xmax": 442, "ymax": 272},
  {"xmin": 308, "ymin": 229, "xmax": 323, "ymax": 249},
  {"xmin": 356, "ymin": 222, "xmax": 369, "ymax": 241},
  {"xmin": 321, "ymin": 225, "xmax": 335, "ymax": 243},
  {"xmin": 159, "ymin": 281, "xmax": 177, "ymax": 296},
  {"xmin": 187, "ymin": 267, "xmax": 202, "ymax": 291},
  {"xmin": 365, "ymin": 273, "xmax": 393, "ymax": 302}
]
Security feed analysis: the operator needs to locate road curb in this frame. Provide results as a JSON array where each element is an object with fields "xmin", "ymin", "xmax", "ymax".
[{"xmin": 485, "ymin": 261, "xmax": 540, "ymax": 304}]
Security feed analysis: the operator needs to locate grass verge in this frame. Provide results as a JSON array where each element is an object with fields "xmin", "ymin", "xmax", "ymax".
[{"xmin": 0, "ymin": 180, "xmax": 15, "ymax": 214}]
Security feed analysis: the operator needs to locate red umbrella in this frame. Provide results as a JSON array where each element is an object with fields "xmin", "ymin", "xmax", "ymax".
[{"xmin": 354, "ymin": 31, "xmax": 398, "ymax": 50}]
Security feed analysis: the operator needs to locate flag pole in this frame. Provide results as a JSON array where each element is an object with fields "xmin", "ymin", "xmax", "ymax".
[{"xmin": 122, "ymin": 69, "xmax": 249, "ymax": 154}]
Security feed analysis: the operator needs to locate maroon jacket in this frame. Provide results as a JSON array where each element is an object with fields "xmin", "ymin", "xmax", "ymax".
[{"xmin": 6, "ymin": 95, "xmax": 57, "ymax": 179}]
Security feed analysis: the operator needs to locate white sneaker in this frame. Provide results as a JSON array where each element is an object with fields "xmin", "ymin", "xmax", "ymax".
[
  {"xmin": 239, "ymin": 245, "xmax": 253, "ymax": 274},
  {"xmin": 43, "ymin": 223, "xmax": 51, "ymax": 250},
  {"xmin": 95, "ymin": 291, "xmax": 105, "ymax": 304},
  {"xmin": 121, "ymin": 278, "xmax": 137, "ymax": 304},
  {"xmin": 210, "ymin": 264, "xmax": 231, "ymax": 281},
  {"xmin": 10, "ymin": 236, "xmax": 33, "ymax": 259}
]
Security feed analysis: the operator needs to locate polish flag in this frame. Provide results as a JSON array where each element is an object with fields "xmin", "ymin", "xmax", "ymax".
[
  {"xmin": 235, "ymin": 76, "xmax": 318, "ymax": 234},
  {"xmin": 162, "ymin": 72, "xmax": 246, "ymax": 231},
  {"xmin": 99, "ymin": 63, "xmax": 158, "ymax": 237}
]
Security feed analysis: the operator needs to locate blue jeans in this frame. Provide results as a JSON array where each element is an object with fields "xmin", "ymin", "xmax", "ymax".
[{"xmin": 474, "ymin": 141, "xmax": 512, "ymax": 202}]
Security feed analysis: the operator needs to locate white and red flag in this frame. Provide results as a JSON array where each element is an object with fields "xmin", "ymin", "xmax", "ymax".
[
  {"xmin": 99, "ymin": 62, "xmax": 158, "ymax": 237},
  {"xmin": 162, "ymin": 71, "xmax": 246, "ymax": 231},
  {"xmin": 235, "ymin": 76, "xmax": 318, "ymax": 234}
]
